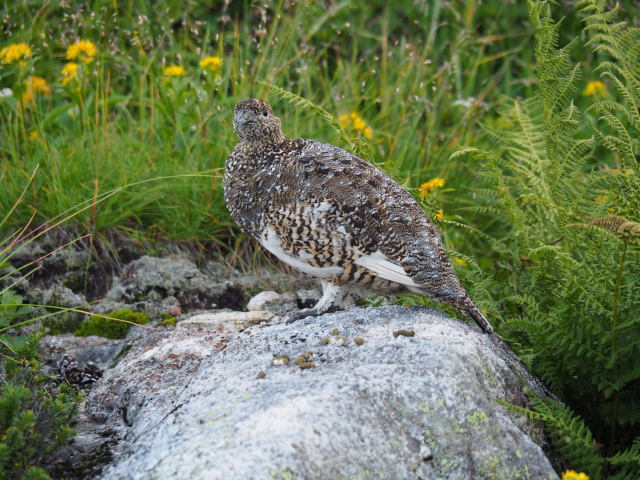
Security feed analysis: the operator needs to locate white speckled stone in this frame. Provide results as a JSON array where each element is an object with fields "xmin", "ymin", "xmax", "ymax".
[{"xmin": 246, "ymin": 290, "xmax": 298, "ymax": 314}]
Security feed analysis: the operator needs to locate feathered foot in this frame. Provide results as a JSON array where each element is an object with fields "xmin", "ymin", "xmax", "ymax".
[{"xmin": 278, "ymin": 281, "xmax": 347, "ymax": 324}]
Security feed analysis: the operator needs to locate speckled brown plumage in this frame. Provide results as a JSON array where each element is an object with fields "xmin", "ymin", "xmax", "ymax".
[{"xmin": 224, "ymin": 98, "xmax": 493, "ymax": 333}]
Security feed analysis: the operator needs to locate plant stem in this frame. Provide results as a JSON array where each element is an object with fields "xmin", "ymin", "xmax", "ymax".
[{"xmin": 609, "ymin": 239, "xmax": 627, "ymax": 449}]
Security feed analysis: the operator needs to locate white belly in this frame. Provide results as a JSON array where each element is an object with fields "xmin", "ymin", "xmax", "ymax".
[{"xmin": 260, "ymin": 228, "xmax": 344, "ymax": 278}]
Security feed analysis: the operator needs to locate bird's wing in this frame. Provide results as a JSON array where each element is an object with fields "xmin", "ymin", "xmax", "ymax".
[
  {"xmin": 274, "ymin": 140, "xmax": 454, "ymax": 287},
  {"xmin": 353, "ymin": 250, "xmax": 418, "ymax": 287}
]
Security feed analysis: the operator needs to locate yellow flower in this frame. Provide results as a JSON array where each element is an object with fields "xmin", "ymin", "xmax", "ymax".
[
  {"xmin": 29, "ymin": 130, "xmax": 39, "ymax": 140},
  {"xmin": 418, "ymin": 178, "xmax": 446, "ymax": 196},
  {"xmin": 163, "ymin": 65, "xmax": 187, "ymax": 77},
  {"xmin": 66, "ymin": 40, "xmax": 97, "ymax": 63},
  {"xmin": 341, "ymin": 111, "xmax": 372, "ymax": 135},
  {"xmin": 0, "ymin": 42, "xmax": 32, "ymax": 64},
  {"xmin": 61, "ymin": 62, "xmax": 79, "ymax": 85},
  {"xmin": 353, "ymin": 116, "xmax": 366, "ymax": 131},
  {"xmin": 583, "ymin": 80, "xmax": 606, "ymax": 97},
  {"xmin": 595, "ymin": 194, "xmax": 608, "ymax": 203},
  {"xmin": 199, "ymin": 56, "xmax": 223, "ymax": 72},
  {"xmin": 454, "ymin": 257, "xmax": 467, "ymax": 267},
  {"xmin": 21, "ymin": 75, "xmax": 51, "ymax": 104},
  {"xmin": 432, "ymin": 209, "xmax": 444, "ymax": 221},
  {"xmin": 561, "ymin": 470, "xmax": 589, "ymax": 480}
]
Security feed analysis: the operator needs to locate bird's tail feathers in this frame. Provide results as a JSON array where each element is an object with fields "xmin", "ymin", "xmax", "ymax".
[{"xmin": 462, "ymin": 300, "xmax": 493, "ymax": 334}]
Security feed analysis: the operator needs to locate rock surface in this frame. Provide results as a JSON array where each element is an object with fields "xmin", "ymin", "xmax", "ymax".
[
  {"xmin": 177, "ymin": 310, "xmax": 274, "ymax": 331},
  {"xmin": 71, "ymin": 306, "xmax": 558, "ymax": 480},
  {"xmin": 40, "ymin": 333, "xmax": 124, "ymax": 369},
  {"xmin": 99, "ymin": 255, "xmax": 245, "ymax": 315}
]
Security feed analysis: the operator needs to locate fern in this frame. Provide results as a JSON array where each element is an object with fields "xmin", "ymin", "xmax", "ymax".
[
  {"xmin": 532, "ymin": 396, "xmax": 603, "ymax": 475},
  {"xmin": 500, "ymin": 393, "xmax": 640, "ymax": 479},
  {"xmin": 452, "ymin": 0, "xmax": 640, "ymax": 469}
]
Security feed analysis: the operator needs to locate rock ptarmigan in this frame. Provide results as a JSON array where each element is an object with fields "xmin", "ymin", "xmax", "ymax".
[{"xmin": 224, "ymin": 98, "xmax": 493, "ymax": 333}]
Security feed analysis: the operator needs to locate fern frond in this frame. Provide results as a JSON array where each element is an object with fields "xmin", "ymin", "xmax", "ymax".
[
  {"xmin": 529, "ymin": 395, "xmax": 604, "ymax": 475},
  {"xmin": 608, "ymin": 437, "xmax": 640, "ymax": 466},
  {"xmin": 601, "ymin": 72, "xmax": 640, "ymax": 126},
  {"xmin": 439, "ymin": 219, "xmax": 507, "ymax": 249}
]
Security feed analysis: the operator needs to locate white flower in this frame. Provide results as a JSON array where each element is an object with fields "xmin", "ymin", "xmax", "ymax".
[
  {"xmin": 0, "ymin": 88, "xmax": 13, "ymax": 97},
  {"xmin": 453, "ymin": 97, "xmax": 488, "ymax": 110}
]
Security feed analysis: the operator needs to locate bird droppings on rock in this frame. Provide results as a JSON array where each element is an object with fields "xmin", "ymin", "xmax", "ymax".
[
  {"xmin": 354, "ymin": 337, "xmax": 364, "ymax": 346},
  {"xmin": 329, "ymin": 335, "xmax": 348, "ymax": 346},
  {"xmin": 294, "ymin": 352, "xmax": 315, "ymax": 369},
  {"xmin": 256, "ymin": 371, "xmax": 266, "ymax": 379},
  {"xmin": 393, "ymin": 328, "xmax": 416, "ymax": 338},
  {"xmin": 272, "ymin": 354, "xmax": 290, "ymax": 366}
]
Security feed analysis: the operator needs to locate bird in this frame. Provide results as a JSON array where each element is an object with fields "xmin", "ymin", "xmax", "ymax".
[{"xmin": 223, "ymin": 98, "xmax": 493, "ymax": 333}]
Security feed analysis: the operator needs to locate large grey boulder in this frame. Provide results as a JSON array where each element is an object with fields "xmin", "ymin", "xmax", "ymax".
[{"xmin": 79, "ymin": 306, "xmax": 557, "ymax": 479}]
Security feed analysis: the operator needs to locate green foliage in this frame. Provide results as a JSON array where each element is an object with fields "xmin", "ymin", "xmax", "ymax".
[
  {"xmin": 0, "ymin": 333, "xmax": 80, "ymax": 480},
  {"xmin": 75, "ymin": 308, "xmax": 149, "ymax": 339},
  {"xmin": 0, "ymin": 0, "xmax": 542, "ymax": 241},
  {"xmin": 0, "ymin": 264, "xmax": 80, "ymax": 479},
  {"xmin": 499, "ymin": 393, "xmax": 640, "ymax": 479},
  {"xmin": 453, "ymin": 0, "xmax": 640, "ymax": 475}
]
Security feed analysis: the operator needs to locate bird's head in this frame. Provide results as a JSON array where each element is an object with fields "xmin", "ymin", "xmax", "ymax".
[{"xmin": 233, "ymin": 99, "xmax": 284, "ymax": 143}]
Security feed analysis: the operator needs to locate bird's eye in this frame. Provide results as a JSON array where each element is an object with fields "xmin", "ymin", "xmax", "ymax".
[{"xmin": 262, "ymin": 110, "xmax": 269, "ymax": 117}]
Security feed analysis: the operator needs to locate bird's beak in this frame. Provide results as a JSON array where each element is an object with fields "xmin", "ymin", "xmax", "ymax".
[{"xmin": 234, "ymin": 111, "xmax": 249, "ymax": 127}]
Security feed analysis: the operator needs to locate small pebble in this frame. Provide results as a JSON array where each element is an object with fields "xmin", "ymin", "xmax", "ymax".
[
  {"xmin": 256, "ymin": 370, "xmax": 266, "ymax": 379},
  {"xmin": 330, "ymin": 328, "xmax": 340, "ymax": 335},
  {"xmin": 354, "ymin": 337, "xmax": 364, "ymax": 346},
  {"xmin": 320, "ymin": 336, "xmax": 329, "ymax": 345},
  {"xmin": 393, "ymin": 329, "xmax": 415, "ymax": 338}
]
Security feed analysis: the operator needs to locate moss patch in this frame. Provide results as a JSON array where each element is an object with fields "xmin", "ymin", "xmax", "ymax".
[
  {"xmin": 156, "ymin": 313, "xmax": 176, "ymax": 327},
  {"xmin": 75, "ymin": 308, "xmax": 149, "ymax": 339}
]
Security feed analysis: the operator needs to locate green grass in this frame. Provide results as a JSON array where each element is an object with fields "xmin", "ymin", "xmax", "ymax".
[{"xmin": 0, "ymin": 0, "xmax": 541, "ymax": 241}]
